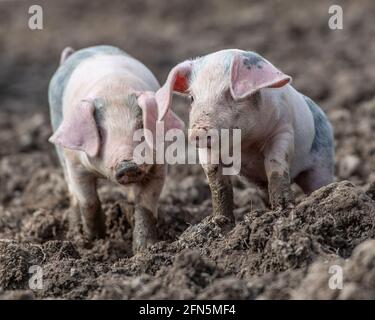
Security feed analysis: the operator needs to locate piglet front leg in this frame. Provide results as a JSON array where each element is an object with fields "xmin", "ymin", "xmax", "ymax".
[
  {"xmin": 66, "ymin": 160, "xmax": 106, "ymax": 239},
  {"xmin": 132, "ymin": 205, "xmax": 158, "ymax": 253},
  {"xmin": 119, "ymin": 196, "xmax": 157, "ymax": 254},
  {"xmin": 129, "ymin": 166, "xmax": 164, "ymax": 253},
  {"xmin": 202, "ymin": 163, "xmax": 235, "ymax": 228},
  {"xmin": 267, "ymin": 170, "xmax": 294, "ymax": 210},
  {"xmin": 264, "ymin": 131, "xmax": 295, "ymax": 210}
]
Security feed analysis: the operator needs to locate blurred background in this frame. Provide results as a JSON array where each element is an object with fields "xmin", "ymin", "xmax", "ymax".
[{"xmin": 1, "ymin": 0, "xmax": 375, "ymax": 191}]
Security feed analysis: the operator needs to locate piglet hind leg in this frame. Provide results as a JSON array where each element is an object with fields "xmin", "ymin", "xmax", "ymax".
[
  {"xmin": 264, "ymin": 132, "xmax": 295, "ymax": 210},
  {"xmin": 295, "ymin": 165, "xmax": 334, "ymax": 195},
  {"xmin": 66, "ymin": 163, "xmax": 106, "ymax": 240},
  {"xmin": 202, "ymin": 163, "xmax": 235, "ymax": 229}
]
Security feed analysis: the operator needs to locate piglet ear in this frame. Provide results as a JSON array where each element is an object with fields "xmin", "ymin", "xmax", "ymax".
[
  {"xmin": 137, "ymin": 92, "xmax": 185, "ymax": 149},
  {"xmin": 137, "ymin": 92, "xmax": 158, "ymax": 149},
  {"xmin": 49, "ymin": 100, "xmax": 100, "ymax": 157},
  {"xmin": 230, "ymin": 53, "xmax": 292, "ymax": 101},
  {"xmin": 155, "ymin": 60, "xmax": 192, "ymax": 122}
]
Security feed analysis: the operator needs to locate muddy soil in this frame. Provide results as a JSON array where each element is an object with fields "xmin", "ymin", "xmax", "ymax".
[{"xmin": 0, "ymin": 0, "xmax": 375, "ymax": 299}]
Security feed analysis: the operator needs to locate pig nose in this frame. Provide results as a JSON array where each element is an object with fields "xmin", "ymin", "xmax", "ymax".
[
  {"xmin": 190, "ymin": 126, "xmax": 212, "ymax": 149},
  {"xmin": 195, "ymin": 135, "xmax": 211, "ymax": 148},
  {"xmin": 115, "ymin": 160, "xmax": 141, "ymax": 181}
]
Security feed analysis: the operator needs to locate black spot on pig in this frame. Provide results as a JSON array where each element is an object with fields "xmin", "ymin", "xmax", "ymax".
[
  {"xmin": 49, "ymin": 45, "xmax": 126, "ymax": 132},
  {"xmin": 242, "ymin": 52, "xmax": 264, "ymax": 70},
  {"xmin": 93, "ymin": 97, "xmax": 106, "ymax": 124},
  {"xmin": 303, "ymin": 95, "xmax": 334, "ymax": 155},
  {"xmin": 250, "ymin": 91, "xmax": 261, "ymax": 108}
]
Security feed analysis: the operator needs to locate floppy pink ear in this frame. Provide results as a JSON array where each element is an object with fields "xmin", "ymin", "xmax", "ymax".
[
  {"xmin": 155, "ymin": 60, "xmax": 192, "ymax": 122},
  {"xmin": 230, "ymin": 53, "xmax": 292, "ymax": 100},
  {"xmin": 137, "ymin": 92, "xmax": 185, "ymax": 149},
  {"xmin": 137, "ymin": 92, "xmax": 158, "ymax": 148},
  {"xmin": 49, "ymin": 101, "xmax": 100, "ymax": 157}
]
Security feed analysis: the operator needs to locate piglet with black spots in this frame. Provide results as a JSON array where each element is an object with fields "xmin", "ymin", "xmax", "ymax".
[{"xmin": 156, "ymin": 49, "xmax": 334, "ymax": 225}]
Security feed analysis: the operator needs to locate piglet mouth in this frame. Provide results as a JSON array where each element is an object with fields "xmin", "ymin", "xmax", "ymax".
[
  {"xmin": 115, "ymin": 160, "xmax": 146, "ymax": 185},
  {"xmin": 189, "ymin": 128, "xmax": 214, "ymax": 149},
  {"xmin": 190, "ymin": 135, "xmax": 211, "ymax": 149}
]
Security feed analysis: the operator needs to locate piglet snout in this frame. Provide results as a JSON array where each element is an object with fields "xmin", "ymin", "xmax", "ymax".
[
  {"xmin": 115, "ymin": 160, "xmax": 143, "ymax": 184},
  {"xmin": 189, "ymin": 126, "xmax": 213, "ymax": 149}
]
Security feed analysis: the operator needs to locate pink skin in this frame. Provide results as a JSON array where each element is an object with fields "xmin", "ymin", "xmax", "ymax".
[
  {"xmin": 50, "ymin": 100, "xmax": 100, "ymax": 157},
  {"xmin": 157, "ymin": 49, "xmax": 334, "ymax": 222},
  {"xmin": 49, "ymin": 48, "xmax": 183, "ymax": 252}
]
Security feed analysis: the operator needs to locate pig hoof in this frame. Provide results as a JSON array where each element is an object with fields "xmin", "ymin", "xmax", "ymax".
[
  {"xmin": 67, "ymin": 224, "xmax": 83, "ymax": 240},
  {"xmin": 269, "ymin": 172, "xmax": 295, "ymax": 211},
  {"xmin": 84, "ymin": 223, "xmax": 106, "ymax": 240},
  {"xmin": 132, "ymin": 237, "xmax": 157, "ymax": 254},
  {"xmin": 212, "ymin": 214, "xmax": 235, "ymax": 232},
  {"xmin": 270, "ymin": 190, "xmax": 295, "ymax": 210},
  {"xmin": 93, "ymin": 229, "xmax": 106, "ymax": 240},
  {"xmin": 270, "ymin": 195, "xmax": 295, "ymax": 211},
  {"xmin": 286, "ymin": 201, "xmax": 295, "ymax": 209},
  {"xmin": 86, "ymin": 231, "xmax": 105, "ymax": 241}
]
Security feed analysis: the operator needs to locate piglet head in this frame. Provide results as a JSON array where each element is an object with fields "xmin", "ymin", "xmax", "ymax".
[
  {"xmin": 154, "ymin": 60, "xmax": 210, "ymax": 146},
  {"xmin": 100, "ymin": 92, "xmax": 184, "ymax": 185},
  {"xmin": 49, "ymin": 100, "xmax": 100, "ymax": 157},
  {"xmin": 157, "ymin": 51, "xmax": 292, "ymax": 149},
  {"xmin": 50, "ymin": 93, "xmax": 184, "ymax": 185}
]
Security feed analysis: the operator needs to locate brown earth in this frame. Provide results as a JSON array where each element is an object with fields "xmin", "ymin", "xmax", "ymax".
[{"xmin": 0, "ymin": 0, "xmax": 375, "ymax": 299}]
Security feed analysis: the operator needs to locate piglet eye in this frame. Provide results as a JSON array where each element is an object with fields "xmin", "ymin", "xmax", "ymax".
[
  {"xmin": 188, "ymin": 95, "xmax": 194, "ymax": 103},
  {"xmin": 97, "ymin": 126, "xmax": 103, "ymax": 140},
  {"xmin": 224, "ymin": 89, "xmax": 233, "ymax": 102}
]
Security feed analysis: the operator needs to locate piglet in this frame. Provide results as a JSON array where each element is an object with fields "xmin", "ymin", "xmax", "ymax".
[
  {"xmin": 156, "ymin": 49, "xmax": 334, "ymax": 224},
  {"xmin": 48, "ymin": 45, "xmax": 183, "ymax": 252}
]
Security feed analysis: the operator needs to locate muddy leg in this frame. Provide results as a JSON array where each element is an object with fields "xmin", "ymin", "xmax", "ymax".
[
  {"xmin": 267, "ymin": 170, "xmax": 294, "ymax": 210},
  {"xmin": 202, "ymin": 164, "xmax": 235, "ymax": 227},
  {"xmin": 132, "ymin": 205, "xmax": 158, "ymax": 253},
  {"xmin": 66, "ymin": 193, "xmax": 83, "ymax": 236},
  {"xmin": 66, "ymin": 163, "xmax": 105, "ymax": 240},
  {"xmin": 130, "ymin": 165, "xmax": 164, "ymax": 253},
  {"xmin": 264, "ymin": 132, "xmax": 295, "ymax": 210},
  {"xmin": 62, "ymin": 166, "xmax": 82, "ymax": 231}
]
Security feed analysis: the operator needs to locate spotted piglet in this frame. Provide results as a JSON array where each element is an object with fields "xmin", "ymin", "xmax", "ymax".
[
  {"xmin": 48, "ymin": 45, "xmax": 183, "ymax": 252},
  {"xmin": 156, "ymin": 49, "xmax": 334, "ymax": 224}
]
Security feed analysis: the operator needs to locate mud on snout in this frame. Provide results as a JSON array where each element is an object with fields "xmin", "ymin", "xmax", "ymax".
[{"xmin": 114, "ymin": 160, "xmax": 153, "ymax": 185}]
